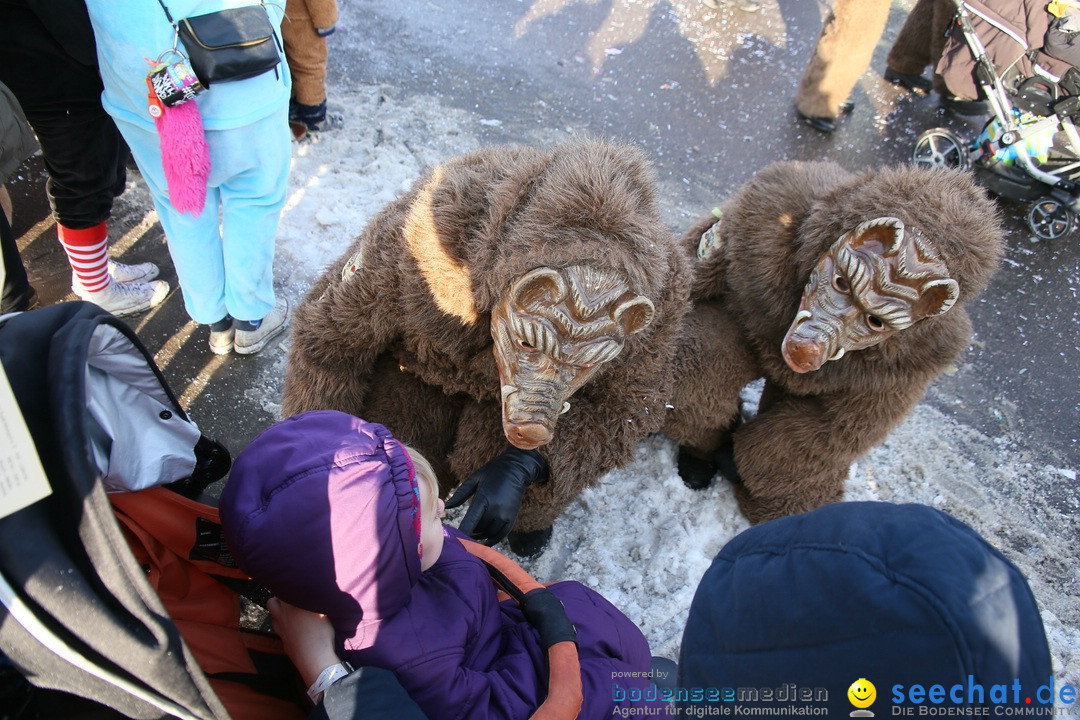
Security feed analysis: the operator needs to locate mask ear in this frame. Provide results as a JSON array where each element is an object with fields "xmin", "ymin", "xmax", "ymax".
[
  {"xmin": 613, "ymin": 295, "xmax": 655, "ymax": 336},
  {"xmin": 915, "ymin": 278, "xmax": 959, "ymax": 318},
  {"xmin": 509, "ymin": 268, "xmax": 567, "ymax": 308}
]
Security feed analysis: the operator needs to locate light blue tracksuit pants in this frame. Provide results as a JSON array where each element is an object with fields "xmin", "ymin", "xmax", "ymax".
[{"xmin": 116, "ymin": 103, "xmax": 291, "ymax": 325}]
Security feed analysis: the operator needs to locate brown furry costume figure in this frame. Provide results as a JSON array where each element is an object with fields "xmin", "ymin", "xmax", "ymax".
[
  {"xmin": 282, "ymin": 139, "xmax": 690, "ymax": 552},
  {"xmin": 661, "ymin": 161, "xmax": 1004, "ymax": 524}
]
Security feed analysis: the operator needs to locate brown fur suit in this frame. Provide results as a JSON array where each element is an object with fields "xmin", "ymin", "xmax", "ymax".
[
  {"xmin": 885, "ymin": 0, "xmax": 954, "ymax": 97},
  {"xmin": 282, "ymin": 0, "xmax": 337, "ymax": 107},
  {"xmin": 282, "ymin": 139, "xmax": 690, "ymax": 533},
  {"xmin": 661, "ymin": 160, "xmax": 1004, "ymax": 524},
  {"xmin": 795, "ymin": 0, "xmax": 890, "ymax": 120}
]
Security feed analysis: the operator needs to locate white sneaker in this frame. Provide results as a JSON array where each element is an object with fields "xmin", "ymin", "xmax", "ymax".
[
  {"xmin": 109, "ymin": 259, "xmax": 159, "ymax": 284},
  {"xmin": 76, "ymin": 279, "xmax": 170, "ymax": 317},
  {"xmin": 234, "ymin": 298, "xmax": 289, "ymax": 355},
  {"xmin": 71, "ymin": 260, "xmax": 160, "ymax": 296},
  {"xmin": 209, "ymin": 319, "xmax": 236, "ymax": 355}
]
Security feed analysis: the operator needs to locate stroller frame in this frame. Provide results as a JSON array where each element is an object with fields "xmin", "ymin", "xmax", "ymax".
[{"xmin": 912, "ymin": 0, "xmax": 1080, "ymax": 240}]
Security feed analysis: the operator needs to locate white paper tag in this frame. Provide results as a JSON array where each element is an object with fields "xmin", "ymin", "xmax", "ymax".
[{"xmin": 0, "ymin": 362, "xmax": 51, "ymax": 518}]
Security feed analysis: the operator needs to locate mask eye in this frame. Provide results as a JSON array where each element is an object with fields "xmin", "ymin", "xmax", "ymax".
[
  {"xmin": 515, "ymin": 339, "xmax": 539, "ymax": 353},
  {"xmin": 832, "ymin": 275, "xmax": 850, "ymax": 293},
  {"xmin": 866, "ymin": 314, "xmax": 886, "ymax": 332}
]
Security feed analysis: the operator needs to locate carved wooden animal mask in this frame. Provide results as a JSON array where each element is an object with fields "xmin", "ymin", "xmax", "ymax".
[
  {"xmin": 490, "ymin": 265, "xmax": 655, "ymax": 450},
  {"xmin": 782, "ymin": 217, "xmax": 959, "ymax": 374}
]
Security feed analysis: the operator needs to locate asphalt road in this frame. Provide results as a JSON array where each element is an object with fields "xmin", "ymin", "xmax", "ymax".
[{"xmin": 7, "ymin": 0, "xmax": 1078, "ymax": 503}]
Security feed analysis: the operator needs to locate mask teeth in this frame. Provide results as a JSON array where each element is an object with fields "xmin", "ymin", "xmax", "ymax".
[
  {"xmin": 793, "ymin": 309, "xmax": 812, "ymax": 324},
  {"xmin": 560, "ymin": 402, "xmax": 570, "ymax": 415},
  {"xmin": 829, "ymin": 346, "xmax": 846, "ymax": 362},
  {"xmin": 501, "ymin": 385, "xmax": 515, "ymax": 402}
]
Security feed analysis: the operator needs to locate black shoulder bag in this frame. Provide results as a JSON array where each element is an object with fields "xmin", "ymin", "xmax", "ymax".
[{"xmin": 156, "ymin": 1, "xmax": 282, "ymax": 86}]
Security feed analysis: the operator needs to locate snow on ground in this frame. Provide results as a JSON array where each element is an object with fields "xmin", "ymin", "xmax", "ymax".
[{"xmin": 269, "ymin": 83, "xmax": 1078, "ymax": 689}]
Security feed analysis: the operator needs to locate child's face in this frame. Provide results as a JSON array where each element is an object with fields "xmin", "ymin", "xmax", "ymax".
[{"xmin": 416, "ymin": 470, "xmax": 445, "ymax": 571}]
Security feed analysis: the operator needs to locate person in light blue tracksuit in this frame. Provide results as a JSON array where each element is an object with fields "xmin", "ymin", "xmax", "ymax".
[{"xmin": 83, "ymin": 0, "xmax": 293, "ymax": 355}]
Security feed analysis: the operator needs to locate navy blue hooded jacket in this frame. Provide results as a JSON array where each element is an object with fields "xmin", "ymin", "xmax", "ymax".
[{"xmin": 678, "ymin": 502, "xmax": 1054, "ymax": 716}]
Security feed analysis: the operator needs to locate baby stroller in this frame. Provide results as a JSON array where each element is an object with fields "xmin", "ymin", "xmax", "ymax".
[
  {"xmin": 0, "ymin": 301, "xmax": 298, "ymax": 720},
  {"xmin": 911, "ymin": 0, "xmax": 1080, "ymax": 240}
]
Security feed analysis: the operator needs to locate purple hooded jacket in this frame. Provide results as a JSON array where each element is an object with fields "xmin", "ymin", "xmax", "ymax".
[{"xmin": 219, "ymin": 411, "xmax": 655, "ymax": 720}]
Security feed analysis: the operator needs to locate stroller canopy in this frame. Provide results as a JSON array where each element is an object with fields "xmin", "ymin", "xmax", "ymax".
[{"xmin": 0, "ymin": 302, "xmax": 227, "ymax": 720}]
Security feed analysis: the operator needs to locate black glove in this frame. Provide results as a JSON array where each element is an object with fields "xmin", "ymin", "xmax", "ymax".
[{"xmin": 444, "ymin": 447, "xmax": 549, "ymax": 546}]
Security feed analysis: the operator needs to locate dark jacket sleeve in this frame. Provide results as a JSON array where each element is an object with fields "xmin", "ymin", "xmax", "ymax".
[
  {"xmin": 312, "ymin": 666, "xmax": 428, "ymax": 720},
  {"xmin": 0, "ymin": 81, "xmax": 39, "ymax": 182}
]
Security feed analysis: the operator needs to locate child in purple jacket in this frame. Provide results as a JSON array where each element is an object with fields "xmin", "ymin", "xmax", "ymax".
[{"xmin": 219, "ymin": 410, "xmax": 658, "ymax": 719}]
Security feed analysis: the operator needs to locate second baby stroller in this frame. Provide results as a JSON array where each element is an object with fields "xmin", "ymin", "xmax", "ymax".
[{"xmin": 912, "ymin": 0, "xmax": 1080, "ymax": 240}]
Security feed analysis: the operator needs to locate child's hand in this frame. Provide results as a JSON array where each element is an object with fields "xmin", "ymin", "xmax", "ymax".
[{"xmin": 267, "ymin": 597, "xmax": 341, "ymax": 687}]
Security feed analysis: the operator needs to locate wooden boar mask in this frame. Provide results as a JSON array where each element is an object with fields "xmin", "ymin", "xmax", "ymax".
[
  {"xmin": 782, "ymin": 217, "xmax": 959, "ymax": 374},
  {"xmin": 490, "ymin": 265, "xmax": 655, "ymax": 450}
]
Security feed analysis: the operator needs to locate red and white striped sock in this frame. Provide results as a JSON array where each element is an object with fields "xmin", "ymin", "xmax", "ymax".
[{"xmin": 59, "ymin": 222, "xmax": 112, "ymax": 294}]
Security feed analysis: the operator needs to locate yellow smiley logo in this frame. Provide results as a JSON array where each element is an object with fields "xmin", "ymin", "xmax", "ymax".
[{"xmin": 848, "ymin": 678, "xmax": 876, "ymax": 709}]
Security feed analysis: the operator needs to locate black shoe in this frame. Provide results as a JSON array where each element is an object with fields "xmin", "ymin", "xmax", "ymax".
[
  {"xmin": 507, "ymin": 526, "xmax": 553, "ymax": 557},
  {"xmin": 884, "ymin": 67, "xmax": 933, "ymax": 94},
  {"xmin": 798, "ymin": 111, "xmax": 836, "ymax": 133},
  {"xmin": 797, "ymin": 101, "xmax": 853, "ymax": 133},
  {"xmin": 677, "ymin": 446, "xmax": 717, "ymax": 490},
  {"xmin": 943, "ymin": 95, "xmax": 990, "ymax": 116},
  {"xmin": 712, "ymin": 438, "xmax": 743, "ymax": 485}
]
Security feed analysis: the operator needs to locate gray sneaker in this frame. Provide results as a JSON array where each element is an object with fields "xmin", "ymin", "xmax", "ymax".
[{"xmin": 234, "ymin": 298, "xmax": 289, "ymax": 355}]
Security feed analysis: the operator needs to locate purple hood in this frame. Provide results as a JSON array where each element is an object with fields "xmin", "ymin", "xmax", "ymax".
[{"xmin": 219, "ymin": 411, "xmax": 422, "ymax": 647}]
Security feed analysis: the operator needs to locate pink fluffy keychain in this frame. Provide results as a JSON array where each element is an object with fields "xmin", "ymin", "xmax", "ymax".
[{"xmin": 145, "ymin": 55, "xmax": 210, "ymax": 216}]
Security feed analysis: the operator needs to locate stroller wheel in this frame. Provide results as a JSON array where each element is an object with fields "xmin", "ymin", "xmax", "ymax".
[
  {"xmin": 1027, "ymin": 198, "xmax": 1074, "ymax": 240},
  {"xmin": 912, "ymin": 129, "xmax": 970, "ymax": 170}
]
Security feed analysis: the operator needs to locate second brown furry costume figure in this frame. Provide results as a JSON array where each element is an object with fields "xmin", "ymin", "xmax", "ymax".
[
  {"xmin": 282, "ymin": 139, "xmax": 690, "ymax": 554},
  {"xmin": 661, "ymin": 160, "xmax": 1004, "ymax": 524}
]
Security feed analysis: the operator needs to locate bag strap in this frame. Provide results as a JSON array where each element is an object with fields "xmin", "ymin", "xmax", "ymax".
[
  {"xmin": 156, "ymin": 0, "xmax": 177, "ymax": 27},
  {"xmin": 456, "ymin": 537, "xmax": 583, "ymax": 720}
]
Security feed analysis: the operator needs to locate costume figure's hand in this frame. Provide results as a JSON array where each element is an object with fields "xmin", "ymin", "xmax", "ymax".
[{"xmin": 444, "ymin": 447, "xmax": 549, "ymax": 546}]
